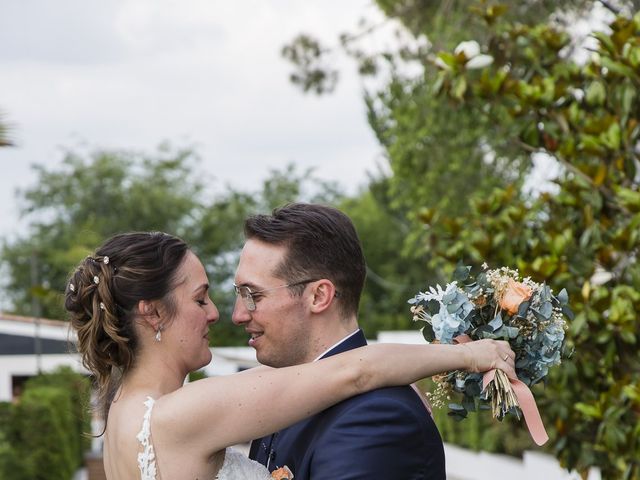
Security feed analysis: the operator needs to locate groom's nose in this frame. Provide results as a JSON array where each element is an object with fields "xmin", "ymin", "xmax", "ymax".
[{"xmin": 231, "ymin": 295, "xmax": 251, "ymax": 325}]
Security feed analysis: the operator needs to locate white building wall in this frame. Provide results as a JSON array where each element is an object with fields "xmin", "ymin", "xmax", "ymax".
[{"xmin": 0, "ymin": 353, "xmax": 87, "ymax": 402}]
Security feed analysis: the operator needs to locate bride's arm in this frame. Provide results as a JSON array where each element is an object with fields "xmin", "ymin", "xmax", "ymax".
[{"xmin": 154, "ymin": 339, "xmax": 514, "ymax": 455}]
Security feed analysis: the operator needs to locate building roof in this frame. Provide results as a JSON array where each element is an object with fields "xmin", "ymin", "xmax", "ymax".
[{"xmin": 0, "ymin": 313, "xmax": 75, "ymax": 355}]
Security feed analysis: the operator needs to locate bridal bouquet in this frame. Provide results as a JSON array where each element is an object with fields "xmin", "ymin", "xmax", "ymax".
[{"xmin": 409, "ymin": 264, "xmax": 572, "ymax": 445}]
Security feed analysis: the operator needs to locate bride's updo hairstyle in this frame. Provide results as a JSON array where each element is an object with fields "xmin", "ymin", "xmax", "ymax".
[{"xmin": 64, "ymin": 231, "xmax": 189, "ymax": 420}]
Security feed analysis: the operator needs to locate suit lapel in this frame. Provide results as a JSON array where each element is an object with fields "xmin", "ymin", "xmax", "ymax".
[{"xmin": 250, "ymin": 329, "xmax": 368, "ymax": 468}]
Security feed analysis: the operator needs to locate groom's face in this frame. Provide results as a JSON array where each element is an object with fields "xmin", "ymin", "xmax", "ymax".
[{"xmin": 232, "ymin": 239, "xmax": 313, "ymax": 367}]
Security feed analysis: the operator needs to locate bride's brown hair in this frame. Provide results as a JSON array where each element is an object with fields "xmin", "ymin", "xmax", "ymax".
[{"xmin": 64, "ymin": 232, "xmax": 189, "ymax": 422}]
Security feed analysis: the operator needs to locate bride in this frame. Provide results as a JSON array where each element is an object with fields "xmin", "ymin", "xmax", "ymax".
[{"xmin": 65, "ymin": 232, "xmax": 515, "ymax": 480}]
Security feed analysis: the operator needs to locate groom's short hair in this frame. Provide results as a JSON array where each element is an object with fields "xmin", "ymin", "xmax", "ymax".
[{"xmin": 244, "ymin": 203, "xmax": 366, "ymax": 317}]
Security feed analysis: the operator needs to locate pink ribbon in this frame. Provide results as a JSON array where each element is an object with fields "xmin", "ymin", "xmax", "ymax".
[{"xmin": 454, "ymin": 335, "xmax": 549, "ymax": 446}]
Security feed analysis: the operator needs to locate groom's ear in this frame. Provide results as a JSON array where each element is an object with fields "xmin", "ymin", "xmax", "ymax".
[{"xmin": 308, "ymin": 279, "xmax": 337, "ymax": 313}]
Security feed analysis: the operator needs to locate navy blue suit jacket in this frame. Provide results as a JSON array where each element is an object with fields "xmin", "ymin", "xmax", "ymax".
[{"xmin": 249, "ymin": 330, "xmax": 446, "ymax": 479}]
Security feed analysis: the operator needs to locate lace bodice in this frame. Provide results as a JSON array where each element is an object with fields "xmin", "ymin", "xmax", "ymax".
[
  {"xmin": 136, "ymin": 397, "xmax": 272, "ymax": 480},
  {"xmin": 216, "ymin": 449, "xmax": 272, "ymax": 480}
]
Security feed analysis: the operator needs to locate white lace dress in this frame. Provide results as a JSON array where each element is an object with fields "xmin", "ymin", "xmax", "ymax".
[{"xmin": 137, "ymin": 397, "xmax": 272, "ymax": 480}]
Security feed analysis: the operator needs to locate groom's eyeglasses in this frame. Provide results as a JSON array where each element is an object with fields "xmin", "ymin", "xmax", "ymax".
[{"xmin": 233, "ymin": 279, "xmax": 319, "ymax": 312}]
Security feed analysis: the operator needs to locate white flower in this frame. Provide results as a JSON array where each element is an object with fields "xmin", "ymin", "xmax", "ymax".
[
  {"xmin": 590, "ymin": 267, "xmax": 613, "ymax": 286},
  {"xmin": 465, "ymin": 54, "xmax": 494, "ymax": 69},
  {"xmin": 454, "ymin": 40, "xmax": 481, "ymax": 59},
  {"xmin": 454, "ymin": 40, "xmax": 493, "ymax": 70}
]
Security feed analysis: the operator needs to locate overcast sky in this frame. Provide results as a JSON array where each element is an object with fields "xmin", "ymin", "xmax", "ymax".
[{"xmin": 0, "ymin": 0, "xmax": 392, "ymax": 240}]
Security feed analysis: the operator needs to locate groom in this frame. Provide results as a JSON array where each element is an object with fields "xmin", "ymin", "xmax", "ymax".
[{"xmin": 232, "ymin": 203, "xmax": 446, "ymax": 479}]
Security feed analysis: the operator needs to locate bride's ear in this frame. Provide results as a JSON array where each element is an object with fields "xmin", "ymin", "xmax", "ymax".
[
  {"xmin": 309, "ymin": 280, "xmax": 337, "ymax": 313},
  {"xmin": 137, "ymin": 300, "xmax": 161, "ymax": 329}
]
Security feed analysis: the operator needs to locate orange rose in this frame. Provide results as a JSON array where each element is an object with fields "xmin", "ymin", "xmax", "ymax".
[
  {"xmin": 499, "ymin": 278, "xmax": 532, "ymax": 315},
  {"xmin": 272, "ymin": 466, "xmax": 294, "ymax": 480}
]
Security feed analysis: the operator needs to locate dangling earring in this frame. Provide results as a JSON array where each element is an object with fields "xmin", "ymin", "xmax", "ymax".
[{"xmin": 155, "ymin": 328, "xmax": 162, "ymax": 342}]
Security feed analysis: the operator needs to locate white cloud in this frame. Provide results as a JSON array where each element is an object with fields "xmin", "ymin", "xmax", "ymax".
[{"xmin": 0, "ymin": 0, "xmax": 385, "ymax": 239}]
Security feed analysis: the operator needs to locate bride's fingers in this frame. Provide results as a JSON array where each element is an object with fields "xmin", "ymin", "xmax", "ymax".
[{"xmin": 495, "ymin": 341, "xmax": 517, "ymax": 378}]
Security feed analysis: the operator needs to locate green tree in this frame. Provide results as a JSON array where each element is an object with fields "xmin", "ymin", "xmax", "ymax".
[
  {"xmin": 284, "ymin": 0, "xmax": 640, "ymax": 476},
  {"xmin": 0, "ymin": 110, "xmax": 13, "ymax": 147},
  {"xmin": 418, "ymin": 8, "xmax": 640, "ymax": 478},
  {"xmin": 2, "ymin": 144, "xmax": 205, "ymax": 320},
  {"xmin": 281, "ymin": 1, "xmax": 608, "ymax": 341},
  {"xmin": 11, "ymin": 386, "xmax": 77, "ymax": 480},
  {"xmin": 1, "ymin": 145, "xmax": 343, "ymax": 345},
  {"xmin": 26, "ymin": 367, "xmax": 92, "ymax": 466}
]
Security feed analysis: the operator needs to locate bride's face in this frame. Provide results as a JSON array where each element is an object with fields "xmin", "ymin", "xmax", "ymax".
[
  {"xmin": 232, "ymin": 239, "xmax": 312, "ymax": 367},
  {"xmin": 163, "ymin": 251, "xmax": 219, "ymax": 373}
]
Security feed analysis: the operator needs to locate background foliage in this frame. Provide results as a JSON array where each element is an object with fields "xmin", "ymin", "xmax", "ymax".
[
  {"xmin": 2, "ymin": 0, "xmax": 640, "ymax": 477},
  {"xmin": 0, "ymin": 368, "xmax": 90, "ymax": 480},
  {"xmin": 281, "ymin": 0, "xmax": 640, "ymax": 477}
]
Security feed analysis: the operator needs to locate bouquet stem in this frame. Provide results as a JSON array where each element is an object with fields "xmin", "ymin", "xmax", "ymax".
[{"xmin": 486, "ymin": 369, "xmax": 520, "ymax": 419}]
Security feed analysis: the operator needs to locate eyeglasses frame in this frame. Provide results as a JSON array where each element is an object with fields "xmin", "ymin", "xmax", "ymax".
[{"xmin": 233, "ymin": 278, "xmax": 319, "ymax": 311}]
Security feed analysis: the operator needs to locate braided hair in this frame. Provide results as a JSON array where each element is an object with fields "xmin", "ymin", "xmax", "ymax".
[{"xmin": 64, "ymin": 232, "xmax": 189, "ymax": 422}]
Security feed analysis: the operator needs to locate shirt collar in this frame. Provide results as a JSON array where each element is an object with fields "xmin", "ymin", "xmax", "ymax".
[{"xmin": 313, "ymin": 328, "xmax": 361, "ymax": 362}]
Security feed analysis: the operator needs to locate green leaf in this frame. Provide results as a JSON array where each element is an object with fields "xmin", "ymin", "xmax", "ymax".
[
  {"xmin": 453, "ymin": 264, "xmax": 471, "ymax": 282},
  {"xmin": 601, "ymin": 56, "xmax": 637, "ymax": 78},
  {"xmin": 452, "ymin": 76, "xmax": 467, "ymax": 100},
  {"xmin": 593, "ymin": 31, "xmax": 617, "ymax": 55},
  {"xmin": 585, "ymin": 81, "xmax": 606, "ymax": 107},
  {"xmin": 619, "ymin": 329, "xmax": 636, "ymax": 344},
  {"xmin": 574, "ymin": 402, "xmax": 602, "ymax": 419}
]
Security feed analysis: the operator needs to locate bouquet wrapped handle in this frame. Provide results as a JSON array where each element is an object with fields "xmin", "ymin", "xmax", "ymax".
[{"xmin": 454, "ymin": 334, "xmax": 549, "ymax": 446}]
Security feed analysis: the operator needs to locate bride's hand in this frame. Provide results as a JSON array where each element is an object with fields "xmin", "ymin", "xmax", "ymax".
[{"xmin": 460, "ymin": 339, "xmax": 517, "ymax": 379}]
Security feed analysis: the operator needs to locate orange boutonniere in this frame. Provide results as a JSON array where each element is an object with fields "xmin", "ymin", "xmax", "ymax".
[{"xmin": 271, "ymin": 465, "xmax": 294, "ymax": 480}]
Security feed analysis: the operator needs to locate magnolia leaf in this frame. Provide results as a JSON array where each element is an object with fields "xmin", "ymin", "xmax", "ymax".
[
  {"xmin": 452, "ymin": 76, "xmax": 467, "ymax": 100},
  {"xmin": 592, "ymin": 31, "xmax": 617, "ymax": 55},
  {"xmin": 434, "ymin": 52, "xmax": 456, "ymax": 70},
  {"xmin": 619, "ymin": 329, "xmax": 636, "ymax": 344},
  {"xmin": 601, "ymin": 56, "xmax": 636, "ymax": 78},
  {"xmin": 585, "ymin": 81, "xmax": 606, "ymax": 107},
  {"xmin": 574, "ymin": 402, "xmax": 602, "ymax": 419}
]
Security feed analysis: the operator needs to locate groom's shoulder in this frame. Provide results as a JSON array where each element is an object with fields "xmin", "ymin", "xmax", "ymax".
[{"xmin": 326, "ymin": 384, "xmax": 430, "ymax": 423}]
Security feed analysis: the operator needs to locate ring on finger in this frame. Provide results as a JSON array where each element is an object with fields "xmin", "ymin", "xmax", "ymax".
[{"xmin": 503, "ymin": 354, "xmax": 509, "ymax": 361}]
